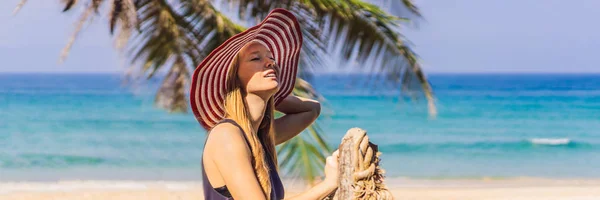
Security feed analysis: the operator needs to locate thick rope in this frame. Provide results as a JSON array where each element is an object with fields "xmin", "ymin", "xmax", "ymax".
[{"xmin": 324, "ymin": 128, "xmax": 393, "ymax": 200}]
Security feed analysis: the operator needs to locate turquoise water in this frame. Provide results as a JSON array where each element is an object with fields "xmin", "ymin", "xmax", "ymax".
[{"xmin": 1, "ymin": 73, "xmax": 599, "ymax": 180}]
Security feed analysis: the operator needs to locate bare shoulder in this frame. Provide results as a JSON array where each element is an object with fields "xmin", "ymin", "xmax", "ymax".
[{"xmin": 204, "ymin": 122, "xmax": 251, "ymax": 159}]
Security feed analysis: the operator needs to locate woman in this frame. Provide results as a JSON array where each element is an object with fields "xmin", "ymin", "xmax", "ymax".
[{"xmin": 190, "ymin": 8, "xmax": 339, "ymax": 200}]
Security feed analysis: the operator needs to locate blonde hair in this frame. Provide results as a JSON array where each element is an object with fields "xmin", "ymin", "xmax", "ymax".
[{"xmin": 223, "ymin": 54, "xmax": 278, "ymax": 199}]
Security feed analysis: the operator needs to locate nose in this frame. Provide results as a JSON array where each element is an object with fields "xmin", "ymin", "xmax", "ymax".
[
  {"xmin": 266, "ymin": 60, "xmax": 280, "ymax": 75},
  {"xmin": 266, "ymin": 59, "xmax": 278, "ymax": 69}
]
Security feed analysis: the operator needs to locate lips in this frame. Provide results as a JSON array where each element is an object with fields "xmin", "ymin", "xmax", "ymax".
[{"xmin": 263, "ymin": 70, "xmax": 277, "ymax": 80}]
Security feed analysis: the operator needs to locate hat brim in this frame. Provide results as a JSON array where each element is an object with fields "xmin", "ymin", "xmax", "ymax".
[{"xmin": 190, "ymin": 8, "xmax": 303, "ymax": 130}]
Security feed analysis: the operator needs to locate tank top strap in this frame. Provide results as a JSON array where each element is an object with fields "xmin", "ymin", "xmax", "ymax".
[{"xmin": 203, "ymin": 119, "xmax": 251, "ymax": 149}]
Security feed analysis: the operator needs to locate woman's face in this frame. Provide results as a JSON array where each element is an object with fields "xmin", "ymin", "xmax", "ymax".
[{"xmin": 237, "ymin": 41, "xmax": 280, "ymax": 98}]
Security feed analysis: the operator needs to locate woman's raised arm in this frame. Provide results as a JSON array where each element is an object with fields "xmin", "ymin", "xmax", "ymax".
[{"xmin": 274, "ymin": 95, "xmax": 321, "ymax": 145}]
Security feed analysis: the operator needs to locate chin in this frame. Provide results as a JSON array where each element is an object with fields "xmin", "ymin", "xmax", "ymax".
[
  {"xmin": 266, "ymin": 85, "xmax": 280, "ymax": 95},
  {"xmin": 248, "ymin": 81, "xmax": 279, "ymax": 97},
  {"xmin": 264, "ymin": 80, "xmax": 280, "ymax": 91}
]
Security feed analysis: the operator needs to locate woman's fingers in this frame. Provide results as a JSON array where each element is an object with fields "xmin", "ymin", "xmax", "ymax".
[
  {"xmin": 326, "ymin": 155, "xmax": 333, "ymax": 164},
  {"xmin": 326, "ymin": 150, "xmax": 339, "ymax": 168}
]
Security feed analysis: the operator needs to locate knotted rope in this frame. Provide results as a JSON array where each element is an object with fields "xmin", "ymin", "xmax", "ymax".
[{"xmin": 325, "ymin": 128, "xmax": 393, "ymax": 200}]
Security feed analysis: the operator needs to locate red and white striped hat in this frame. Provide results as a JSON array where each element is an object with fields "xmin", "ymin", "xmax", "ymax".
[{"xmin": 190, "ymin": 8, "xmax": 303, "ymax": 130}]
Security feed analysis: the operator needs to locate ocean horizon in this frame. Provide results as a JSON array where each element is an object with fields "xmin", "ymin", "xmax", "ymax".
[{"xmin": 1, "ymin": 73, "xmax": 599, "ymax": 181}]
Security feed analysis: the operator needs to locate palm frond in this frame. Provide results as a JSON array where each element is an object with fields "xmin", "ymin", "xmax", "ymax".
[
  {"xmin": 277, "ymin": 124, "xmax": 330, "ymax": 185},
  {"xmin": 155, "ymin": 57, "xmax": 189, "ymax": 112},
  {"xmin": 59, "ymin": 0, "xmax": 105, "ymax": 64},
  {"xmin": 218, "ymin": 0, "xmax": 436, "ymax": 116},
  {"xmin": 62, "ymin": 0, "xmax": 79, "ymax": 12},
  {"xmin": 398, "ymin": 46, "xmax": 437, "ymax": 116},
  {"xmin": 12, "ymin": 0, "xmax": 28, "ymax": 16},
  {"xmin": 110, "ymin": 0, "xmax": 139, "ymax": 49},
  {"xmin": 125, "ymin": 0, "xmax": 192, "ymax": 110},
  {"xmin": 401, "ymin": 0, "xmax": 421, "ymax": 16},
  {"xmin": 110, "ymin": 0, "xmax": 124, "ymax": 33},
  {"xmin": 112, "ymin": 0, "xmax": 248, "ymax": 111}
]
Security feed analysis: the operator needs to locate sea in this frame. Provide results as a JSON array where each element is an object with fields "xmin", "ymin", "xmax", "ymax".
[{"xmin": 1, "ymin": 73, "xmax": 599, "ymax": 181}]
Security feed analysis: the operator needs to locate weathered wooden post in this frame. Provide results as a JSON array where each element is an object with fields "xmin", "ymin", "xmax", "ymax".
[{"xmin": 324, "ymin": 128, "xmax": 393, "ymax": 200}]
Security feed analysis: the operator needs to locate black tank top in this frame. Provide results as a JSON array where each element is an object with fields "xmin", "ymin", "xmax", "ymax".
[{"xmin": 201, "ymin": 120, "xmax": 285, "ymax": 199}]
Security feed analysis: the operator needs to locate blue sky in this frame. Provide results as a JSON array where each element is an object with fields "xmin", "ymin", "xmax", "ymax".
[{"xmin": 1, "ymin": 0, "xmax": 599, "ymax": 73}]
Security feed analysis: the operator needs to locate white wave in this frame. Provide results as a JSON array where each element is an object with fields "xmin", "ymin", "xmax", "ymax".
[{"xmin": 529, "ymin": 138, "xmax": 571, "ymax": 145}]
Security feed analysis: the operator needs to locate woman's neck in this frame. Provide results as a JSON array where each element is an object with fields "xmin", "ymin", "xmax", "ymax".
[{"xmin": 244, "ymin": 93, "xmax": 268, "ymax": 133}]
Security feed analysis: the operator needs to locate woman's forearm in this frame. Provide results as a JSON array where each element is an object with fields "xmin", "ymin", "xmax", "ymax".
[
  {"xmin": 276, "ymin": 95, "xmax": 321, "ymax": 115},
  {"xmin": 273, "ymin": 95, "xmax": 321, "ymax": 145},
  {"xmin": 285, "ymin": 181, "xmax": 336, "ymax": 200}
]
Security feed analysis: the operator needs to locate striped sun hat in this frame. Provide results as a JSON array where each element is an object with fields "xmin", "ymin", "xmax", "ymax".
[{"xmin": 190, "ymin": 8, "xmax": 303, "ymax": 130}]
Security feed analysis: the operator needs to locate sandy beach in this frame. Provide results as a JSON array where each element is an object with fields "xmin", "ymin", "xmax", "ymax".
[{"xmin": 2, "ymin": 178, "xmax": 600, "ymax": 200}]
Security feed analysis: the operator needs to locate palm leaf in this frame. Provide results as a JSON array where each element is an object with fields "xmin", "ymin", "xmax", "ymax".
[
  {"xmin": 277, "ymin": 124, "xmax": 329, "ymax": 185},
  {"xmin": 62, "ymin": 0, "xmax": 79, "ymax": 12},
  {"xmin": 119, "ymin": 0, "xmax": 246, "ymax": 111},
  {"xmin": 11, "ymin": 0, "xmax": 28, "ymax": 15},
  {"xmin": 218, "ymin": 0, "xmax": 436, "ymax": 116},
  {"xmin": 59, "ymin": 0, "xmax": 105, "ymax": 64},
  {"xmin": 401, "ymin": 0, "xmax": 421, "ymax": 16}
]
